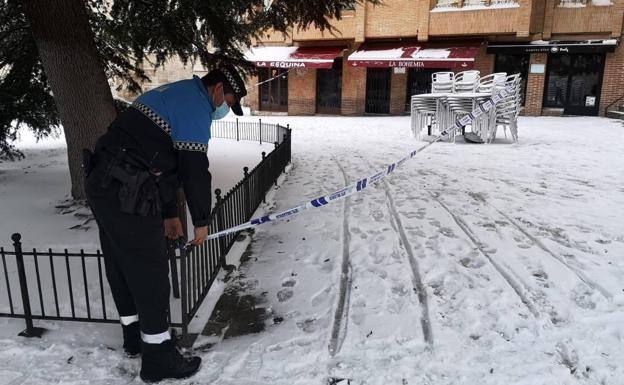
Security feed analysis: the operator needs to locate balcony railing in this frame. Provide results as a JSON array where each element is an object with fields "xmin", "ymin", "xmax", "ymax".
[
  {"xmin": 433, "ymin": 0, "xmax": 518, "ymax": 11},
  {"xmin": 558, "ymin": 0, "xmax": 613, "ymax": 6}
]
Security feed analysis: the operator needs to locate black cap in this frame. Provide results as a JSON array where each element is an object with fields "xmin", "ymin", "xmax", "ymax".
[{"xmin": 217, "ymin": 65, "xmax": 247, "ymax": 116}]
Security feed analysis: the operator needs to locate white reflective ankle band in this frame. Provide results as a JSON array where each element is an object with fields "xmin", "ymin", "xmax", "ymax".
[
  {"xmin": 120, "ymin": 315, "xmax": 139, "ymax": 325},
  {"xmin": 141, "ymin": 330, "xmax": 171, "ymax": 344}
]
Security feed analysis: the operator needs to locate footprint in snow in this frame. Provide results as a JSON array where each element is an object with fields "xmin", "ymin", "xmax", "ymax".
[
  {"xmin": 459, "ymin": 257, "xmax": 485, "ymax": 269},
  {"xmin": 571, "ymin": 284, "xmax": 596, "ymax": 310},
  {"xmin": 281, "ymin": 277, "xmax": 297, "ymax": 287},
  {"xmin": 296, "ymin": 318, "xmax": 317, "ymax": 333},
  {"xmin": 277, "ymin": 289, "xmax": 294, "ymax": 302},
  {"xmin": 439, "ymin": 227, "xmax": 457, "ymax": 238}
]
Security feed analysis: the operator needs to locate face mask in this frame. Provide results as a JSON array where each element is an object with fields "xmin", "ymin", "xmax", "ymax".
[{"xmin": 212, "ymin": 87, "xmax": 230, "ymax": 120}]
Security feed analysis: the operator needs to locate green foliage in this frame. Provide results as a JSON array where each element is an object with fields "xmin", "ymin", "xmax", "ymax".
[{"xmin": 0, "ymin": 0, "xmax": 370, "ymax": 159}]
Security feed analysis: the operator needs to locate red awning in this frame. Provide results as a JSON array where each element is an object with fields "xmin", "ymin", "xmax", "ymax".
[
  {"xmin": 348, "ymin": 42, "xmax": 479, "ymax": 69},
  {"xmin": 245, "ymin": 46, "xmax": 345, "ymax": 69}
]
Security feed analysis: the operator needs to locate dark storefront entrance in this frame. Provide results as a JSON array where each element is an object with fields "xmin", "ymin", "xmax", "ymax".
[
  {"xmin": 316, "ymin": 59, "xmax": 342, "ymax": 114},
  {"xmin": 365, "ymin": 68, "xmax": 391, "ymax": 114},
  {"xmin": 405, "ymin": 68, "xmax": 450, "ymax": 112},
  {"xmin": 488, "ymin": 40, "xmax": 615, "ymax": 116},
  {"xmin": 258, "ymin": 68, "xmax": 288, "ymax": 112},
  {"xmin": 544, "ymin": 54, "xmax": 605, "ymax": 116},
  {"xmin": 494, "ymin": 54, "xmax": 529, "ymax": 105}
]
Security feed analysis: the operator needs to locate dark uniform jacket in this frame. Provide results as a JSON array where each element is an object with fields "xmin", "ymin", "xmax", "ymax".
[{"xmin": 94, "ymin": 76, "xmax": 214, "ymax": 226}]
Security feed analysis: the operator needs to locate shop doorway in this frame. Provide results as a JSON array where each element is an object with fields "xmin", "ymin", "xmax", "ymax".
[
  {"xmin": 405, "ymin": 68, "xmax": 449, "ymax": 112},
  {"xmin": 544, "ymin": 54, "xmax": 605, "ymax": 116},
  {"xmin": 316, "ymin": 60, "xmax": 343, "ymax": 114},
  {"xmin": 365, "ymin": 68, "xmax": 391, "ymax": 114},
  {"xmin": 259, "ymin": 68, "xmax": 288, "ymax": 112},
  {"xmin": 494, "ymin": 54, "xmax": 529, "ymax": 105}
]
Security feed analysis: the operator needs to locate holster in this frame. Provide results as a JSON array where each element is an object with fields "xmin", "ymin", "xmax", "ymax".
[{"xmin": 96, "ymin": 148, "xmax": 163, "ymax": 216}]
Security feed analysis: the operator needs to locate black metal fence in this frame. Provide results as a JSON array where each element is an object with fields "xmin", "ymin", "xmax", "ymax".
[
  {"xmin": 212, "ymin": 118, "xmax": 289, "ymax": 145},
  {"xmin": 0, "ymin": 120, "xmax": 291, "ymax": 338}
]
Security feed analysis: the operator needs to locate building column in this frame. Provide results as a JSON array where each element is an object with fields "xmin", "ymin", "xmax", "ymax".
[
  {"xmin": 288, "ymin": 68, "xmax": 316, "ymax": 115},
  {"xmin": 246, "ymin": 74, "xmax": 260, "ymax": 113},
  {"xmin": 542, "ymin": 0, "xmax": 556, "ymax": 40},
  {"xmin": 390, "ymin": 69, "xmax": 407, "ymax": 115},
  {"xmin": 599, "ymin": 43, "xmax": 624, "ymax": 116},
  {"xmin": 473, "ymin": 45, "xmax": 495, "ymax": 76},
  {"xmin": 524, "ymin": 53, "xmax": 547, "ymax": 116}
]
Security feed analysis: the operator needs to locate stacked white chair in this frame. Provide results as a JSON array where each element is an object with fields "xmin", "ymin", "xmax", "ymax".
[
  {"xmin": 493, "ymin": 73, "xmax": 522, "ymax": 143},
  {"xmin": 428, "ymin": 72, "xmax": 455, "ymax": 139},
  {"xmin": 478, "ymin": 72, "xmax": 507, "ymax": 93},
  {"xmin": 432, "ymin": 72, "xmax": 454, "ymax": 93},
  {"xmin": 453, "ymin": 70, "xmax": 480, "ymax": 93},
  {"xmin": 410, "ymin": 95, "xmax": 438, "ymax": 140}
]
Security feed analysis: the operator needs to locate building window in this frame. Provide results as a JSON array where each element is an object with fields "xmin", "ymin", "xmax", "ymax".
[
  {"xmin": 543, "ymin": 53, "xmax": 605, "ymax": 116},
  {"xmin": 494, "ymin": 54, "xmax": 529, "ymax": 105},
  {"xmin": 543, "ymin": 55, "xmax": 570, "ymax": 108},
  {"xmin": 258, "ymin": 68, "xmax": 288, "ymax": 112}
]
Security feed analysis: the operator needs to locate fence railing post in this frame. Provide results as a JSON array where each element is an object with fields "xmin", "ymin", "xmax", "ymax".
[
  {"xmin": 243, "ymin": 167, "xmax": 250, "ymax": 219},
  {"xmin": 261, "ymin": 152, "xmax": 267, "ymax": 203},
  {"xmin": 259, "ymin": 118, "xmax": 262, "ymax": 145},
  {"xmin": 214, "ymin": 189, "xmax": 228, "ymax": 268},
  {"xmin": 12, "ymin": 233, "xmax": 45, "ymax": 338},
  {"xmin": 236, "ymin": 118, "xmax": 239, "ymax": 141}
]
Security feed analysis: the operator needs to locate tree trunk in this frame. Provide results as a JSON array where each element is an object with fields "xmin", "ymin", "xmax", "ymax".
[{"xmin": 21, "ymin": 0, "xmax": 117, "ymax": 199}]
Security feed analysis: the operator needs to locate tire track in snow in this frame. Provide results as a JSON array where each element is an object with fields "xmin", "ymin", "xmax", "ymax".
[
  {"xmin": 378, "ymin": 179, "xmax": 434, "ymax": 346},
  {"xmin": 355, "ymin": 157, "xmax": 433, "ymax": 345},
  {"xmin": 327, "ymin": 159, "xmax": 353, "ymax": 357},
  {"xmin": 422, "ymin": 168, "xmax": 613, "ymax": 301},
  {"xmin": 427, "ymin": 190, "xmax": 543, "ymax": 319},
  {"xmin": 473, "ymin": 195, "xmax": 613, "ymax": 301}
]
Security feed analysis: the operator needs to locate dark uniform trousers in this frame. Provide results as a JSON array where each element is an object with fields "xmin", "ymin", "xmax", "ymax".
[{"xmin": 85, "ymin": 166, "xmax": 170, "ymax": 335}]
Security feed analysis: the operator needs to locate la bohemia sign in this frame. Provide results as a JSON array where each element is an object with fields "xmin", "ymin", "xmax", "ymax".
[{"xmin": 349, "ymin": 60, "xmax": 471, "ymax": 69}]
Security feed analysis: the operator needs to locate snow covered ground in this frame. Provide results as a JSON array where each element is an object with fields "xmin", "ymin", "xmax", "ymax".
[
  {"xmin": 0, "ymin": 130, "xmax": 271, "ymax": 249},
  {"xmin": 1, "ymin": 115, "xmax": 624, "ymax": 384}
]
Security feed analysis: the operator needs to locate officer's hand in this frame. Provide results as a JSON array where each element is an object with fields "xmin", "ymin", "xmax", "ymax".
[
  {"xmin": 191, "ymin": 226, "xmax": 208, "ymax": 245},
  {"xmin": 164, "ymin": 217, "xmax": 184, "ymax": 240}
]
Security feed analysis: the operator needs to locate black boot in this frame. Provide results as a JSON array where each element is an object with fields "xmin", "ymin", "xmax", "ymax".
[
  {"xmin": 121, "ymin": 322, "xmax": 141, "ymax": 357},
  {"xmin": 139, "ymin": 340, "xmax": 201, "ymax": 383}
]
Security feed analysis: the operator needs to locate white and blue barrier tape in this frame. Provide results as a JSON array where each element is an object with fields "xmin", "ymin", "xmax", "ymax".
[{"xmin": 206, "ymin": 86, "xmax": 514, "ymax": 241}]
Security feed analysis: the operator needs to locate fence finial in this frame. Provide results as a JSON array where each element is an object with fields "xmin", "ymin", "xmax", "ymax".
[
  {"xmin": 11, "ymin": 233, "xmax": 21, "ymax": 243},
  {"xmin": 243, "ymin": 167, "xmax": 249, "ymax": 177}
]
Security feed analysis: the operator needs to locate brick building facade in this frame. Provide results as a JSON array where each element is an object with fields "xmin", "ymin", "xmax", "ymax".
[{"xmin": 246, "ymin": 0, "xmax": 624, "ymax": 117}]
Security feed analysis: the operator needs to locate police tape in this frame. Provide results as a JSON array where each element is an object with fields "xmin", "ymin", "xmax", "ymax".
[{"xmin": 205, "ymin": 86, "xmax": 514, "ymax": 241}]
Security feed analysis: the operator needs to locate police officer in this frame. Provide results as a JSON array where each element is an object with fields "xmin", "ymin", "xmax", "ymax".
[{"xmin": 84, "ymin": 65, "xmax": 247, "ymax": 382}]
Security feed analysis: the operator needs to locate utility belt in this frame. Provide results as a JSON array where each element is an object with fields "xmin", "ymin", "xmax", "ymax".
[{"xmin": 83, "ymin": 147, "xmax": 162, "ymax": 216}]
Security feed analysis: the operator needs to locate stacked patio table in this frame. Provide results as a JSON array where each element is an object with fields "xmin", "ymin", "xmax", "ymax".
[{"xmin": 410, "ymin": 92, "xmax": 494, "ymax": 142}]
